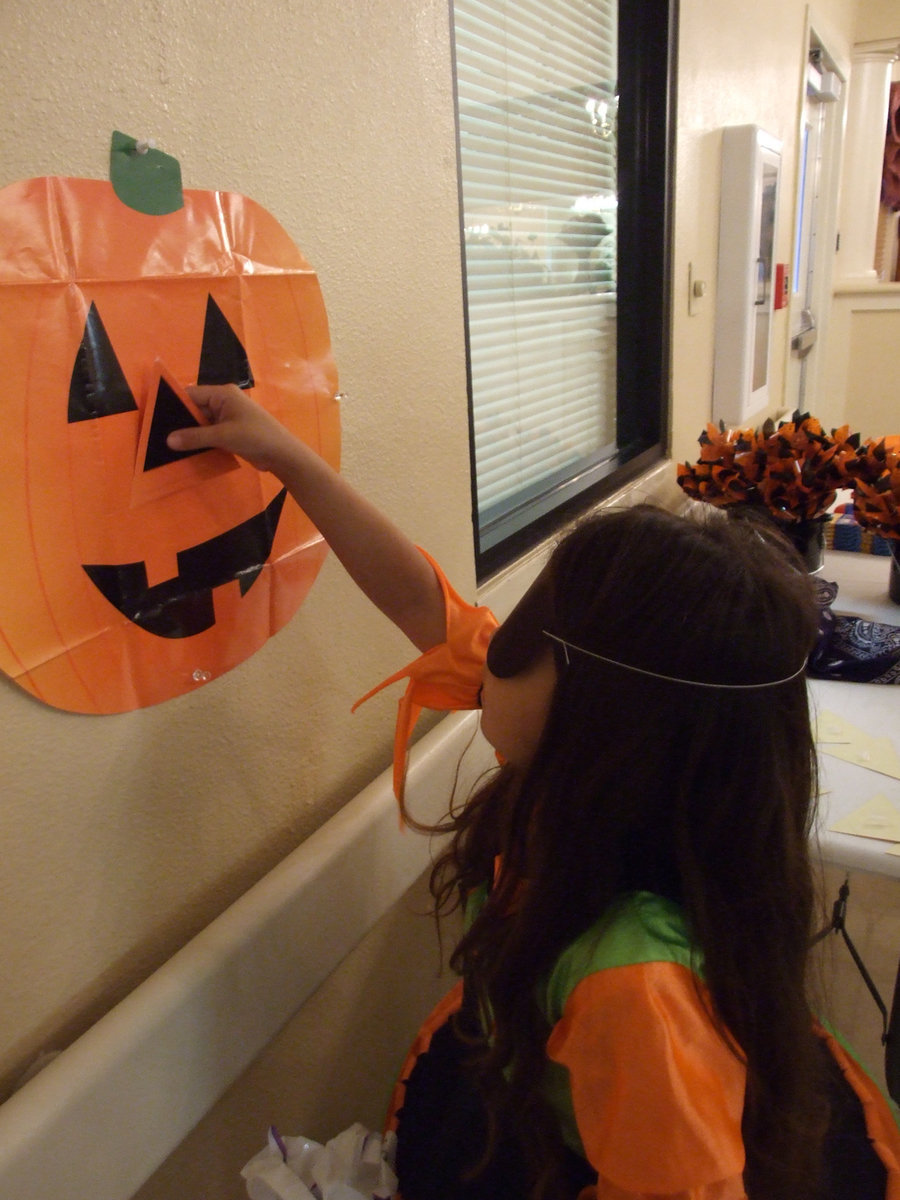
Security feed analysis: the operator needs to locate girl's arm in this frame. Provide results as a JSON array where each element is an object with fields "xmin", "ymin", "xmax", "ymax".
[{"xmin": 167, "ymin": 385, "xmax": 446, "ymax": 652}]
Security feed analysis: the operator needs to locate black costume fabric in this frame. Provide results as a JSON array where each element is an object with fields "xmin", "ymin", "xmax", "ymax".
[{"xmin": 393, "ymin": 991, "xmax": 596, "ymax": 1200}]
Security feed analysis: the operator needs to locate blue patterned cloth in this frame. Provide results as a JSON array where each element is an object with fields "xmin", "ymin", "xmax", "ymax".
[{"xmin": 808, "ymin": 579, "xmax": 900, "ymax": 684}]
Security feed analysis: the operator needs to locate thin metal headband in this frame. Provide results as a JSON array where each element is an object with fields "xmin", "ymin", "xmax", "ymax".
[{"xmin": 542, "ymin": 631, "xmax": 808, "ymax": 690}]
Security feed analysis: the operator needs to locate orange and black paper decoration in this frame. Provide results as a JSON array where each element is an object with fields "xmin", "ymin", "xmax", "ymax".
[{"xmin": 0, "ymin": 153, "xmax": 340, "ymax": 714}]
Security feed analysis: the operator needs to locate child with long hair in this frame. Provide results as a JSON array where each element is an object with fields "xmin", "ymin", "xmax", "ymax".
[{"xmin": 169, "ymin": 385, "xmax": 900, "ymax": 1200}]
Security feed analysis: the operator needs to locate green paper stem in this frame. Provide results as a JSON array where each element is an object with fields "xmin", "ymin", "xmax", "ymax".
[{"xmin": 109, "ymin": 130, "xmax": 184, "ymax": 215}]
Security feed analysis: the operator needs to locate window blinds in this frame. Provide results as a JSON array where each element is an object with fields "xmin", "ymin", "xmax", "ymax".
[{"xmin": 454, "ymin": 0, "xmax": 618, "ymax": 552}]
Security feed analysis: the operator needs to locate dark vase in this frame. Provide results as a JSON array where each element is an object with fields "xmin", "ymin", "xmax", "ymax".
[
  {"xmin": 784, "ymin": 517, "xmax": 827, "ymax": 573},
  {"xmin": 890, "ymin": 541, "xmax": 900, "ymax": 604}
]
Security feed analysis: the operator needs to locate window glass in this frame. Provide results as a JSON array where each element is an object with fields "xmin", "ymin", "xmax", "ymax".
[{"xmin": 453, "ymin": 0, "xmax": 673, "ymax": 572}]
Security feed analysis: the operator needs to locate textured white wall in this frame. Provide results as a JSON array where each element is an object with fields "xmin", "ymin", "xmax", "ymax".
[
  {"xmin": 0, "ymin": 0, "xmax": 472, "ymax": 1097},
  {"xmin": 856, "ymin": 0, "xmax": 900, "ymax": 40}
]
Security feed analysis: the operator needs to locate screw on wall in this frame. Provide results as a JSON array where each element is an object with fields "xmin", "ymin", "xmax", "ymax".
[{"xmin": 688, "ymin": 262, "xmax": 707, "ymax": 317}]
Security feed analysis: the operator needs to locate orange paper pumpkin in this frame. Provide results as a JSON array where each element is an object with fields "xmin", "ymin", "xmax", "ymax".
[{"xmin": 0, "ymin": 176, "xmax": 340, "ymax": 713}]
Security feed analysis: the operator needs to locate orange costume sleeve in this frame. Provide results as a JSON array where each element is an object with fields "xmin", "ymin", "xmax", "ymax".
[
  {"xmin": 546, "ymin": 962, "xmax": 748, "ymax": 1200},
  {"xmin": 353, "ymin": 548, "xmax": 498, "ymax": 802}
]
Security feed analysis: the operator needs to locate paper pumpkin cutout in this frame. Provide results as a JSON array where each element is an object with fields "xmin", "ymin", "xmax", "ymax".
[{"xmin": 0, "ymin": 175, "xmax": 340, "ymax": 713}]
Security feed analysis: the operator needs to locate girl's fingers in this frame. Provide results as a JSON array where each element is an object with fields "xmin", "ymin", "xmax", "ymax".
[
  {"xmin": 187, "ymin": 384, "xmax": 241, "ymax": 422},
  {"xmin": 167, "ymin": 425, "xmax": 212, "ymax": 452}
]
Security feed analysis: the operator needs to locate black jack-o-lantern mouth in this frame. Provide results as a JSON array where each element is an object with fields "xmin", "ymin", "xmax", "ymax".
[{"xmin": 70, "ymin": 294, "xmax": 286, "ymax": 639}]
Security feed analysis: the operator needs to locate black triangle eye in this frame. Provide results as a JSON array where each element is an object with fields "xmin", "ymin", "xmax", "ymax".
[
  {"xmin": 68, "ymin": 303, "xmax": 139, "ymax": 423},
  {"xmin": 197, "ymin": 296, "xmax": 255, "ymax": 389}
]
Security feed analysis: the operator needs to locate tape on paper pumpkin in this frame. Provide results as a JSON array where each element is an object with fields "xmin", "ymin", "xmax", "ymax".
[{"xmin": 0, "ymin": 175, "xmax": 340, "ymax": 714}]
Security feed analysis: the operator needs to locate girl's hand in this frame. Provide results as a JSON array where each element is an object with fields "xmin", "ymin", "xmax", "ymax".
[
  {"xmin": 168, "ymin": 382, "xmax": 446, "ymax": 651},
  {"xmin": 167, "ymin": 384, "xmax": 296, "ymax": 475}
]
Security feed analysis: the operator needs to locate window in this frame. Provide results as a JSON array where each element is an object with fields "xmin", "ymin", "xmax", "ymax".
[{"xmin": 452, "ymin": 0, "xmax": 676, "ymax": 575}]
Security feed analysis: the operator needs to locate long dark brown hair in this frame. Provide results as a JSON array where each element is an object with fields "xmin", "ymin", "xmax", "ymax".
[{"xmin": 406, "ymin": 504, "xmax": 828, "ymax": 1200}]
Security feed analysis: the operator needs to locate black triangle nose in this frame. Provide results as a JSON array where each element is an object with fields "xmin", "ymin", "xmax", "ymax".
[{"xmin": 143, "ymin": 377, "xmax": 207, "ymax": 472}]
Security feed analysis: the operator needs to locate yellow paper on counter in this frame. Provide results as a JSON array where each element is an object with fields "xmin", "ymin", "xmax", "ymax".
[
  {"xmin": 816, "ymin": 712, "xmax": 900, "ymax": 781},
  {"xmin": 815, "ymin": 711, "xmax": 855, "ymax": 744},
  {"xmin": 828, "ymin": 794, "xmax": 900, "ymax": 842},
  {"xmin": 820, "ymin": 737, "xmax": 900, "ymax": 781}
]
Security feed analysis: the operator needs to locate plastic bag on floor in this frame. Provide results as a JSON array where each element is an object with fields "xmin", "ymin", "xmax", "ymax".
[{"xmin": 242, "ymin": 1122, "xmax": 397, "ymax": 1200}]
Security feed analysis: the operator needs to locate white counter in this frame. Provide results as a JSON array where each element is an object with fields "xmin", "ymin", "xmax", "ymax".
[{"xmin": 810, "ymin": 550, "xmax": 900, "ymax": 878}]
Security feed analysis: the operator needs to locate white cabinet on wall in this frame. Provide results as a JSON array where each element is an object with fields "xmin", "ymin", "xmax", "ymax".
[{"xmin": 713, "ymin": 125, "xmax": 782, "ymax": 427}]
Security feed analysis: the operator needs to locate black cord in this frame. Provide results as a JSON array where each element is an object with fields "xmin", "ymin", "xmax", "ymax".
[{"xmin": 812, "ymin": 878, "xmax": 889, "ymax": 1045}]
